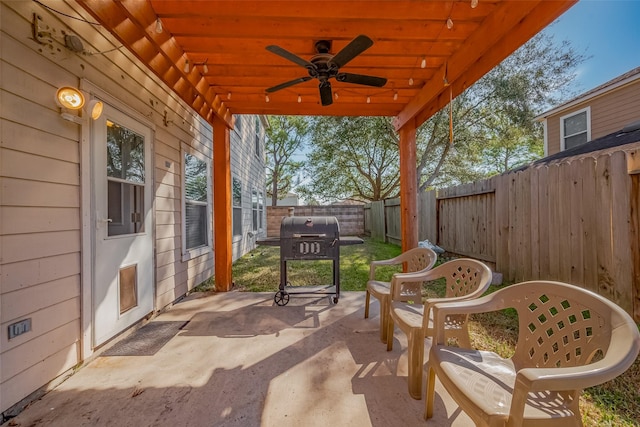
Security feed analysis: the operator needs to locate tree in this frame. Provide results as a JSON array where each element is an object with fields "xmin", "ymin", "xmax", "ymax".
[
  {"xmin": 297, "ymin": 116, "xmax": 400, "ymax": 203},
  {"xmin": 299, "ymin": 32, "xmax": 585, "ymax": 199},
  {"xmin": 265, "ymin": 116, "xmax": 308, "ymax": 206}
]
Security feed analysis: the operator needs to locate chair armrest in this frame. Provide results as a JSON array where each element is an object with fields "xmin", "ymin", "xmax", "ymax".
[
  {"xmin": 369, "ymin": 256, "xmax": 403, "ymax": 280},
  {"xmin": 516, "ymin": 330, "xmax": 640, "ymax": 392},
  {"xmin": 431, "ymin": 293, "xmax": 506, "ymax": 344}
]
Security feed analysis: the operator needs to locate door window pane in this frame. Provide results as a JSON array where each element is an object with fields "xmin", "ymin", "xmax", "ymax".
[
  {"xmin": 108, "ymin": 181, "xmax": 144, "ymax": 236},
  {"xmin": 107, "ymin": 120, "xmax": 145, "ymax": 183}
]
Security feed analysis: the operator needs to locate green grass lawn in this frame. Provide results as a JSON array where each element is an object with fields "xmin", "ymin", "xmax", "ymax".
[
  {"xmin": 230, "ymin": 237, "xmax": 404, "ymax": 292},
  {"xmin": 197, "ymin": 237, "xmax": 639, "ymax": 426}
]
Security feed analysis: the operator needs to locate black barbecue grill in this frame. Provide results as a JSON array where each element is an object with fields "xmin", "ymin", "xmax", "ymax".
[{"xmin": 258, "ymin": 216, "xmax": 363, "ymax": 306}]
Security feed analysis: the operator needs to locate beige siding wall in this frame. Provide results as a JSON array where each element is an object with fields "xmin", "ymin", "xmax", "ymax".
[
  {"xmin": 230, "ymin": 116, "xmax": 267, "ymax": 261},
  {"xmin": 0, "ymin": 0, "xmax": 215, "ymax": 412},
  {"xmin": 546, "ymin": 80, "xmax": 640, "ymax": 155}
]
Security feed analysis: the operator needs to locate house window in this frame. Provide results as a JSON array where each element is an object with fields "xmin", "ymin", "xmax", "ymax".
[
  {"xmin": 258, "ymin": 191, "xmax": 264, "ymax": 230},
  {"xmin": 182, "ymin": 149, "xmax": 211, "ymax": 259},
  {"xmin": 255, "ymin": 116, "xmax": 261, "ymax": 158},
  {"xmin": 234, "ymin": 115, "xmax": 242, "ymax": 136},
  {"xmin": 252, "ymin": 189, "xmax": 258, "ymax": 231},
  {"xmin": 560, "ymin": 107, "xmax": 590, "ymax": 151},
  {"xmin": 232, "ymin": 176, "xmax": 242, "ymax": 237}
]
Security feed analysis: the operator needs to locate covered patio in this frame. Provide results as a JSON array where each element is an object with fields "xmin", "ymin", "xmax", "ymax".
[
  {"xmin": 5, "ymin": 292, "xmax": 474, "ymax": 426},
  {"xmin": 75, "ymin": 0, "xmax": 577, "ymax": 289},
  {"xmin": 0, "ymin": 0, "xmax": 581, "ymax": 423}
]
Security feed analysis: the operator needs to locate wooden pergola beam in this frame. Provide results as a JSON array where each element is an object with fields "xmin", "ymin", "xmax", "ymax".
[
  {"xmin": 76, "ymin": 0, "xmax": 233, "ymax": 129},
  {"xmin": 399, "ymin": 120, "xmax": 418, "ymax": 252},
  {"xmin": 393, "ymin": 0, "xmax": 577, "ymax": 130},
  {"xmin": 213, "ymin": 116, "xmax": 233, "ymax": 291}
]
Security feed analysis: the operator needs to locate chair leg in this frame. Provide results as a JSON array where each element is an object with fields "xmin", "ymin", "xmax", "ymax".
[
  {"xmin": 379, "ymin": 296, "xmax": 389, "ymax": 343},
  {"xmin": 425, "ymin": 365, "xmax": 436, "ymax": 420},
  {"xmin": 364, "ymin": 290, "xmax": 370, "ymax": 319},
  {"xmin": 408, "ymin": 328, "xmax": 425, "ymax": 400},
  {"xmin": 386, "ymin": 316, "xmax": 394, "ymax": 351}
]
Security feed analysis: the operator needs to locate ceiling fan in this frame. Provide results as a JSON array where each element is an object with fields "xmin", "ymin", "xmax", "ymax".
[{"xmin": 265, "ymin": 35, "xmax": 387, "ymax": 106}]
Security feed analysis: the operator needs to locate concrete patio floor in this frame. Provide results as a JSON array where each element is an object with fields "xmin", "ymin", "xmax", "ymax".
[{"xmin": 4, "ymin": 291, "xmax": 472, "ymax": 427}]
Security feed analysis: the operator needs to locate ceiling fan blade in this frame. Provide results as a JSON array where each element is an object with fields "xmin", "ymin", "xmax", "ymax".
[
  {"xmin": 330, "ymin": 35, "xmax": 374, "ymax": 69},
  {"xmin": 336, "ymin": 73, "xmax": 387, "ymax": 87},
  {"xmin": 266, "ymin": 77, "xmax": 313, "ymax": 93},
  {"xmin": 319, "ymin": 81, "xmax": 333, "ymax": 106},
  {"xmin": 266, "ymin": 45, "xmax": 315, "ymax": 69}
]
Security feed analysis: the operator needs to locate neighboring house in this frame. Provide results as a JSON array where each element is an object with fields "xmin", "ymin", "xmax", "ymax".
[
  {"xmin": 276, "ymin": 192, "xmax": 299, "ymax": 206},
  {"xmin": 0, "ymin": 2, "xmax": 264, "ymax": 415},
  {"xmin": 536, "ymin": 66, "xmax": 640, "ymax": 156}
]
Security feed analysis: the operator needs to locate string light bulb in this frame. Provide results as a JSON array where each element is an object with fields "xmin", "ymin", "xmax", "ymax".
[
  {"xmin": 155, "ymin": 18, "xmax": 163, "ymax": 33},
  {"xmin": 409, "ymin": 77, "xmax": 414, "ymax": 86},
  {"xmin": 297, "ymin": 94, "xmax": 301, "ymax": 103},
  {"xmin": 471, "ymin": 0, "xmax": 478, "ymax": 8},
  {"xmin": 183, "ymin": 59, "xmax": 189, "ymax": 73},
  {"xmin": 447, "ymin": 18, "xmax": 454, "ymax": 29},
  {"xmin": 366, "ymin": 96, "xmax": 371, "ymax": 104},
  {"xmin": 227, "ymin": 92, "xmax": 231, "ymax": 100},
  {"xmin": 421, "ymin": 57, "xmax": 426, "ymax": 69},
  {"xmin": 334, "ymin": 92, "xmax": 339, "ymax": 100},
  {"xmin": 203, "ymin": 63, "xmax": 208, "ymax": 74},
  {"xmin": 393, "ymin": 92, "xmax": 398, "ymax": 101},
  {"xmin": 265, "ymin": 94, "xmax": 270, "ymax": 103}
]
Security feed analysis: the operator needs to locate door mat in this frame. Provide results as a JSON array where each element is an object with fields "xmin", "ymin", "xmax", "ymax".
[{"xmin": 101, "ymin": 321, "xmax": 188, "ymax": 357}]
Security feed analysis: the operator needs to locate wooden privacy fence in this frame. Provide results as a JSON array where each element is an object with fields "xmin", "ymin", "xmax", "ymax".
[
  {"xmin": 364, "ymin": 148, "xmax": 640, "ymax": 321},
  {"xmin": 266, "ymin": 205, "xmax": 364, "ymax": 237}
]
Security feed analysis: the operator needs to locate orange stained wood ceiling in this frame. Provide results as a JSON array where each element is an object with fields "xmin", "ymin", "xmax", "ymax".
[{"xmin": 76, "ymin": 0, "xmax": 577, "ymax": 130}]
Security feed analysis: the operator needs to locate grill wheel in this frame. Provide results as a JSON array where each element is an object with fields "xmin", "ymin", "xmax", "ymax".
[{"xmin": 274, "ymin": 291, "xmax": 290, "ymax": 306}]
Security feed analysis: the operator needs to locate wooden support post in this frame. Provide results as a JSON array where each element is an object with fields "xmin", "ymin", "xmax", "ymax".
[
  {"xmin": 399, "ymin": 119, "xmax": 418, "ymax": 252},
  {"xmin": 213, "ymin": 116, "xmax": 233, "ymax": 291}
]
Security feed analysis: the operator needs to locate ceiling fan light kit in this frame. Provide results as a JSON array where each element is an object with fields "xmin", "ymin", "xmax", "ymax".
[{"xmin": 265, "ymin": 34, "xmax": 387, "ymax": 106}]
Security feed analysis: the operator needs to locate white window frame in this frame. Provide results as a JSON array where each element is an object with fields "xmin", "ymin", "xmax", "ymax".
[
  {"xmin": 560, "ymin": 106, "xmax": 591, "ymax": 151},
  {"xmin": 254, "ymin": 116, "xmax": 261, "ymax": 159},
  {"xmin": 181, "ymin": 143, "xmax": 212, "ymax": 261},
  {"xmin": 258, "ymin": 191, "xmax": 265, "ymax": 231},
  {"xmin": 252, "ymin": 188, "xmax": 259, "ymax": 232}
]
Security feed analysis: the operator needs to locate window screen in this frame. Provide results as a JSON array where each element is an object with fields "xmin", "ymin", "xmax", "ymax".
[
  {"xmin": 184, "ymin": 152, "xmax": 208, "ymax": 249},
  {"xmin": 233, "ymin": 177, "xmax": 242, "ymax": 237}
]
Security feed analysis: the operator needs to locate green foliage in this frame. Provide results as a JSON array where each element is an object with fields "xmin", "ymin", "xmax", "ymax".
[
  {"xmin": 298, "ymin": 33, "xmax": 586, "ymax": 200},
  {"xmin": 265, "ymin": 116, "xmax": 309, "ymax": 205},
  {"xmin": 297, "ymin": 116, "xmax": 401, "ymax": 203}
]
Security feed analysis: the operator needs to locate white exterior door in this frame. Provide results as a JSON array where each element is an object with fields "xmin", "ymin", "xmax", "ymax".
[{"xmin": 92, "ymin": 104, "xmax": 154, "ymax": 346}]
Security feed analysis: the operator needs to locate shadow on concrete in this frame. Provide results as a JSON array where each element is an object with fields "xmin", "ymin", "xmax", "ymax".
[{"xmin": 4, "ymin": 292, "xmax": 470, "ymax": 427}]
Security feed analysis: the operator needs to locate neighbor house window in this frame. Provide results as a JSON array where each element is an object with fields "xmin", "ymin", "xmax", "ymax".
[
  {"xmin": 232, "ymin": 176, "xmax": 242, "ymax": 237},
  {"xmin": 560, "ymin": 107, "xmax": 590, "ymax": 151},
  {"xmin": 252, "ymin": 189, "xmax": 258, "ymax": 231},
  {"xmin": 182, "ymin": 148, "xmax": 211, "ymax": 260}
]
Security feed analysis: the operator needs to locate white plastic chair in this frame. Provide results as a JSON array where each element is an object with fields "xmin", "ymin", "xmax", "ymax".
[
  {"xmin": 426, "ymin": 281, "xmax": 640, "ymax": 426},
  {"xmin": 364, "ymin": 247, "xmax": 437, "ymax": 343},
  {"xmin": 387, "ymin": 258, "xmax": 492, "ymax": 399}
]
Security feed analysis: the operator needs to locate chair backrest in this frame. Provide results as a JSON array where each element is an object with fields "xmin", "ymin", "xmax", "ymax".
[
  {"xmin": 390, "ymin": 258, "xmax": 491, "ymax": 305},
  {"xmin": 397, "ymin": 247, "xmax": 438, "ymax": 273},
  {"xmin": 496, "ymin": 281, "xmax": 639, "ymax": 372},
  {"xmin": 438, "ymin": 258, "xmax": 492, "ymax": 299}
]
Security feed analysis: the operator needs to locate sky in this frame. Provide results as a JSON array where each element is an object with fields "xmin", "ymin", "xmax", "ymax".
[{"xmin": 542, "ymin": 0, "xmax": 640, "ymax": 92}]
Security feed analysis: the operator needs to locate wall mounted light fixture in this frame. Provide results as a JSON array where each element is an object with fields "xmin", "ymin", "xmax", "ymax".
[
  {"xmin": 56, "ymin": 86, "xmax": 103, "ymax": 124},
  {"xmin": 56, "ymin": 86, "xmax": 85, "ymax": 110}
]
